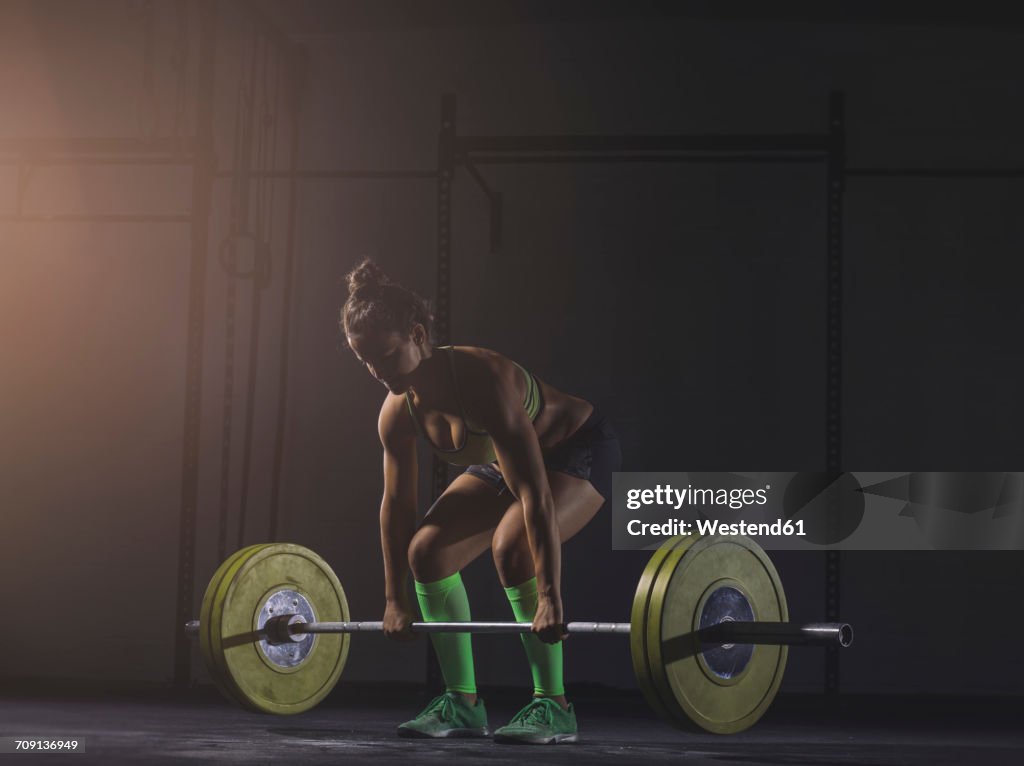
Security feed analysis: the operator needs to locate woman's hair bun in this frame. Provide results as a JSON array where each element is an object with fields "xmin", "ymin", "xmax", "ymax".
[
  {"xmin": 345, "ymin": 257, "xmax": 390, "ymax": 296},
  {"xmin": 340, "ymin": 257, "xmax": 433, "ymax": 342}
]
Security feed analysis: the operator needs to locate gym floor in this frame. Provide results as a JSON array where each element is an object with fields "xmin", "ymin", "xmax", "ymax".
[{"xmin": 3, "ymin": 683, "xmax": 1021, "ymax": 765}]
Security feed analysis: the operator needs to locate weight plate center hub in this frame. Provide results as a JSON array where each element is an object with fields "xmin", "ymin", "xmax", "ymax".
[
  {"xmin": 697, "ymin": 584, "xmax": 755, "ymax": 681},
  {"xmin": 258, "ymin": 589, "xmax": 316, "ymax": 668}
]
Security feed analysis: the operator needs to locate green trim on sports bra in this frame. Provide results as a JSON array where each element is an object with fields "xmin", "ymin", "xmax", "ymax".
[{"xmin": 405, "ymin": 346, "xmax": 543, "ymax": 466}]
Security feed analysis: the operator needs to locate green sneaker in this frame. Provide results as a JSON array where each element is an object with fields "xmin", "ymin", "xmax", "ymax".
[
  {"xmin": 396, "ymin": 691, "xmax": 490, "ymax": 738},
  {"xmin": 493, "ymin": 697, "xmax": 579, "ymax": 744}
]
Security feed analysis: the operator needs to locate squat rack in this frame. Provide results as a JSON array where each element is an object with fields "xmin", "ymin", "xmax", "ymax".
[
  {"xmin": 433, "ymin": 91, "xmax": 847, "ymax": 693},
  {"xmin": 433, "ymin": 93, "xmax": 1024, "ymax": 694}
]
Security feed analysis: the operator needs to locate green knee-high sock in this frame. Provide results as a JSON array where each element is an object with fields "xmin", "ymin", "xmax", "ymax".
[
  {"xmin": 504, "ymin": 577, "xmax": 565, "ymax": 696},
  {"xmin": 414, "ymin": 572, "xmax": 477, "ymax": 694}
]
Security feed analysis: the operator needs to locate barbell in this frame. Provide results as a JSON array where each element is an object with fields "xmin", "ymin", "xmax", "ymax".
[{"xmin": 185, "ymin": 535, "xmax": 853, "ymax": 733}]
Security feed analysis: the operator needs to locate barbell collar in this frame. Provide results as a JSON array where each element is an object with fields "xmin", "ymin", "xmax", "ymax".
[{"xmin": 265, "ymin": 613, "xmax": 310, "ymax": 644}]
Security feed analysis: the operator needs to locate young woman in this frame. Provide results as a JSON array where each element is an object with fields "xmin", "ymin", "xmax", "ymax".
[{"xmin": 341, "ymin": 258, "xmax": 621, "ymax": 745}]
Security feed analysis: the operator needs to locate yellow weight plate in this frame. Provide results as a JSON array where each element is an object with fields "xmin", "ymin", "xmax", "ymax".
[
  {"xmin": 646, "ymin": 535, "xmax": 788, "ymax": 734},
  {"xmin": 212, "ymin": 543, "xmax": 350, "ymax": 714}
]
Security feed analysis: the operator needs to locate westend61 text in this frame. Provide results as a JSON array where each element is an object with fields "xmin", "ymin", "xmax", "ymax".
[{"xmin": 626, "ymin": 518, "xmax": 806, "ymax": 537}]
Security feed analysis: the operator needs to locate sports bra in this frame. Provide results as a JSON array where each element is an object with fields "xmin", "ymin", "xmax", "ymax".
[{"xmin": 404, "ymin": 346, "xmax": 543, "ymax": 466}]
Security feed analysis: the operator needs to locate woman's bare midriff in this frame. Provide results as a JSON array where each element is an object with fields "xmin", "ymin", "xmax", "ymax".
[{"xmin": 532, "ymin": 377, "xmax": 594, "ymax": 451}]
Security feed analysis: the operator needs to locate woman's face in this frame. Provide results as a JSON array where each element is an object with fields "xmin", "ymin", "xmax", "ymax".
[{"xmin": 347, "ymin": 327, "xmax": 424, "ymax": 394}]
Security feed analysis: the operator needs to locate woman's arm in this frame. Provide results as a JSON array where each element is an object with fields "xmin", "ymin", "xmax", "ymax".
[{"xmin": 378, "ymin": 396, "xmax": 418, "ymax": 613}]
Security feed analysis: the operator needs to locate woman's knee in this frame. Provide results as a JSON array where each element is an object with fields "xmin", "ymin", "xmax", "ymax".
[
  {"xmin": 491, "ymin": 532, "xmax": 533, "ymax": 584},
  {"xmin": 407, "ymin": 527, "xmax": 442, "ymax": 582}
]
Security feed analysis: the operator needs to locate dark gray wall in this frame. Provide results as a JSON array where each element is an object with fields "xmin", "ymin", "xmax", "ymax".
[{"xmin": 1, "ymin": 1, "xmax": 1022, "ymax": 694}]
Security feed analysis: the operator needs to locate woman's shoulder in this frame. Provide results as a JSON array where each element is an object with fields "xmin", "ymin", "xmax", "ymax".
[
  {"xmin": 377, "ymin": 390, "xmax": 415, "ymax": 443},
  {"xmin": 447, "ymin": 345, "xmax": 529, "ymax": 411},
  {"xmin": 447, "ymin": 345, "xmax": 517, "ymax": 380},
  {"xmin": 449, "ymin": 344, "xmax": 527, "ymax": 367}
]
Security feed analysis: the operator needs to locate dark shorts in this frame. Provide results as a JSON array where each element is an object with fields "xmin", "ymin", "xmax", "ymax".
[{"xmin": 462, "ymin": 407, "xmax": 622, "ymax": 507}]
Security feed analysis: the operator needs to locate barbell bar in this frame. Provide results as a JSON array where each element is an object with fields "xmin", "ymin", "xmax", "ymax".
[
  {"xmin": 185, "ymin": 617, "xmax": 852, "ymax": 645},
  {"xmin": 185, "ymin": 536, "xmax": 854, "ymax": 731}
]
